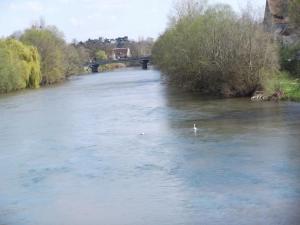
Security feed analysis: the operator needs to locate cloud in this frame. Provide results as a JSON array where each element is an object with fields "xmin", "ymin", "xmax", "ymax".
[{"xmin": 9, "ymin": 1, "xmax": 44, "ymax": 13}]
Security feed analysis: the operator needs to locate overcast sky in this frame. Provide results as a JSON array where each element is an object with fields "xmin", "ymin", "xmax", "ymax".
[{"xmin": 0, "ymin": 0, "xmax": 266, "ymax": 42}]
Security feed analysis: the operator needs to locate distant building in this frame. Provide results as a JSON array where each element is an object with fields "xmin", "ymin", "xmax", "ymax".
[
  {"xmin": 264, "ymin": 0, "xmax": 289, "ymax": 34},
  {"xmin": 263, "ymin": 0, "xmax": 300, "ymax": 45},
  {"xmin": 111, "ymin": 48, "xmax": 131, "ymax": 60}
]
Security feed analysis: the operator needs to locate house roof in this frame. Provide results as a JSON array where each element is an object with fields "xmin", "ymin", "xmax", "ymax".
[{"xmin": 112, "ymin": 48, "xmax": 129, "ymax": 55}]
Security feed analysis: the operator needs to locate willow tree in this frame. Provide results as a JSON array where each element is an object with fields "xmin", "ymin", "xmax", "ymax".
[{"xmin": 0, "ymin": 39, "xmax": 41, "ymax": 93}]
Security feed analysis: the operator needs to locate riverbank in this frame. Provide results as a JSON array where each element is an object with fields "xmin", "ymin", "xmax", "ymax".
[
  {"xmin": 98, "ymin": 63, "xmax": 127, "ymax": 72},
  {"xmin": 251, "ymin": 72, "xmax": 300, "ymax": 102},
  {"xmin": 272, "ymin": 72, "xmax": 300, "ymax": 101}
]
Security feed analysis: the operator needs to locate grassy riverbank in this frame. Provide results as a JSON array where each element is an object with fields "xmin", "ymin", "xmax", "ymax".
[
  {"xmin": 98, "ymin": 63, "xmax": 126, "ymax": 72},
  {"xmin": 268, "ymin": 72, "xmax": 300, "ymax": 101}
]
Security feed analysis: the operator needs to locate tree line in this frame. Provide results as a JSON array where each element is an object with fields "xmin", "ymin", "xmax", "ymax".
[
  {"xmin": 74, "ymin": 36, "xmax": 154, "ymax": 61},
  {"xmin": 0, "ymin": 23, "xmax": 89, "ymax": 93},
  {"xmin": 0, "ymin": 21, "xmax": 154, "ymax": 94}
]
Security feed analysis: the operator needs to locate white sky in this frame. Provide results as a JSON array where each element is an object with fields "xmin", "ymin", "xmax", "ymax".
[{"xmin": 0, "ymin": 0, "xmax": 266, "ymax": 42}]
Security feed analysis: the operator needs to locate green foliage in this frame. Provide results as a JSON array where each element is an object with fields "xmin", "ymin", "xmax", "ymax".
[
  {"xmin": 153, "ymin": 1, "xmax": 279, "ymax": 97},
  {"xmin": 20, "ymin": 27, "xmax": 67, "ymax": 85},
  {"xmin": 76, "ymin": 45, "xmax": 90, "ymax": 66},
  {"xmin": 95, "ymin": 50, "xmax": 108, "ymax": 61},
  {"xmin": 1, "ymin": 24, "xmax": 94, "ymax": 94},
  {"xmin": 267, "ymin": 71, "xmax": 300, "ymax": 101},
  {"xmin": 0, "ymin": 39, "xmax": 41, "ymax": 93},
  {"xmin": 64, "ymin": 45, "xmax": 87, "ymax": 76},
  {"xmin": 280, "ymin": 44, "xmax": 300, "ymax": 77}
]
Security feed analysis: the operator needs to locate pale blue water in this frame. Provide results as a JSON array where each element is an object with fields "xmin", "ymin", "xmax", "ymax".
[{"xmin": 1, "ymin": 68, "xmax": 300, "ymax": 225}]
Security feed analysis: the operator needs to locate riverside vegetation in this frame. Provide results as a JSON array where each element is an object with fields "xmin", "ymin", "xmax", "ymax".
[
  {"xmin": 0, "ymin": 39, "xmax": 41, "ymax": 93},
  {"xmin": 153, "ymin": 0, "xmax": 300, "ymax": 100},
  {"xmin": 0, "ymin": 21, "xmax": 154, "ymax": 94},
  {"xmin": 276, "ymin": 0, "xmax": 300, "ymax": 101},
  {"xmin": 94, "ymin": 50, "xmax": 126, "ymax": 73},
  {"xmin": 20, "ymin": 26, "xmax": 88, "ymax": 85},
  {"xmin": 0, "ymin": 23, "xmax": 89, "ymax": 94},
  {"xmin": 1, "ymin": 1, "xmax": 299, "ymax": 98}
]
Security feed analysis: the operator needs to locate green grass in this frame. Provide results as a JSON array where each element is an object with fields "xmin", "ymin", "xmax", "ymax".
[
  {"xmin": 269, "ymin": 72, "xmax": 300, "ymax": 101},
  {"xmin": 281, "ymin": 79, "xmax": 300, "ymax": 101}
]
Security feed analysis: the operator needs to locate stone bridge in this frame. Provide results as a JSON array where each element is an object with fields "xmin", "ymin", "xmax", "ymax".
[{"xmin": 88, "ymin": 56, "xmax": 151, "ymax": 73}]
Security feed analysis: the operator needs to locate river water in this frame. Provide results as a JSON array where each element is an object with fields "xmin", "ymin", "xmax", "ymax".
[{"xmin": 1, "ymin": 68, "xmax": 300, "ymax": 225}]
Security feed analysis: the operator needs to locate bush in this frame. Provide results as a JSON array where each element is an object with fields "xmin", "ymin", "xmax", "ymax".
[
  {"xmin": 153, "ymin": 1, "xmax": 279, "ymax": 97},
  {"xmin": 0, "ymin": 39, "xmax": 41, "ymax": 93},
  {"xmin": 95, "ymin": 50, "xmax": 108, "ymax": 61}
]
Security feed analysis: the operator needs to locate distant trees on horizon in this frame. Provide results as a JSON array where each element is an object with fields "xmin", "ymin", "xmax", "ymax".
[
  {"xmin": 0, "ymin": 21, "xmax": 90, "ymax": 93},
  {"xmin": 74, "ymin": 36, "xmax": 154, "ymax": 61}
]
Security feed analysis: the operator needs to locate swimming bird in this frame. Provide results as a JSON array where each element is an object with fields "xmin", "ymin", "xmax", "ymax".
[{"xmin": 193, "ymin": 124, "xmax": 198, "ymax": 132}]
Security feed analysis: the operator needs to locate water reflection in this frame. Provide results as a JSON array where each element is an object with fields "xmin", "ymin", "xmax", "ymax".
[{"xmin": 161, "ymin": 84, "xmax": 300, "ymax": 224}]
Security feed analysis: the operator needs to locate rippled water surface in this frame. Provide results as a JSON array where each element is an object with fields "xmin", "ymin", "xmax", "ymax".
[{"xmin": 1, "ymin": 68, "xmax": 300, "ymax": 225}]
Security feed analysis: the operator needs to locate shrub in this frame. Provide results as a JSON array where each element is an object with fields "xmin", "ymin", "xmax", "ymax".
[
  {"xmin": 95, "ymin": 50, "xmax": 108, "ymax": 61},
  {"xmin": 153, "ymin": 1, "xmax": 279, "ymax": 97}
]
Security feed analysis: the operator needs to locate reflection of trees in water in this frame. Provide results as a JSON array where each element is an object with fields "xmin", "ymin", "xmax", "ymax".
[
  {"xmin": 162, "ymin": 85, "xmax": 298, "ymax": 138},
  {"xmin": 160, "ymin": 90, "xmax": 300, "ymax": 225}
]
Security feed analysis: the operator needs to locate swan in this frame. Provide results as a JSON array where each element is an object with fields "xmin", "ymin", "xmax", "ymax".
[{"xmin": 193, "ymin": 124, "xmax": 198, "ymax": 132}]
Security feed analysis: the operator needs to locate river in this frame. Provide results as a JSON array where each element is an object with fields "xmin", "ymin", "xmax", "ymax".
[{"xmin": 1, "ymin": 68, "xmax": 300, "ymax": 225}]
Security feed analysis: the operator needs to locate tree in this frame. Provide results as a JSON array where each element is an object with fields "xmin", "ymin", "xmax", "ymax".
[
  {"xmin": 153, "ymin": 1, "xmax": 279, "ymax": 97},
  {"xmin": 95, "ymin": 50, "xmax": 108, "ymax": 61},
  {"xmin": 0, "ymin": 39, "xmax": 41, "ymax": 93},
  {"xmin": 63, "ymin": 45, "xmax": 89, "ymax": 76},
  {"xmin": 64, "ymin": 45, "xmax": 82, "ymax": 76},
  {"xmin": 20, "ymin": 27, "xmax": 67, "ymax": 85}
]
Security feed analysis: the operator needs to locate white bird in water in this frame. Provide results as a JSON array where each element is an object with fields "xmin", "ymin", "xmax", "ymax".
[
  {"xmin": 193, "ymin": 124, "xmax": 198, "ymax": 132},
  {"xmin": 140, "ymin": 132, "xmax": 145, "ymax": 136}
]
